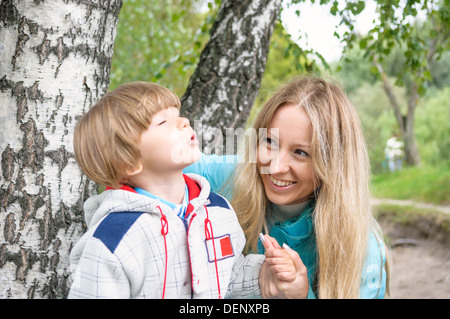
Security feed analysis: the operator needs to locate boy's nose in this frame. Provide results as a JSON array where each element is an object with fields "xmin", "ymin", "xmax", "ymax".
[{"xmin": 178, "ymin": 116, "xmax": 190, "ymax": 128}]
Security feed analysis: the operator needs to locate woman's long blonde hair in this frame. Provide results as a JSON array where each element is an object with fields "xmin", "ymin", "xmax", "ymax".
[{"xmin": 231, "ymin": 76, "xmax": 390, "ymax": 298}]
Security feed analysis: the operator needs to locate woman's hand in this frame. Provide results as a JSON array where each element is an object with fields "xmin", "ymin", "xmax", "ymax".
[{"xmin": 259, "ymin": 234, "xmax": 309, "ymax": 299}]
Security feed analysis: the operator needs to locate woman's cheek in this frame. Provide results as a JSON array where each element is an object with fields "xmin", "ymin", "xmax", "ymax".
[{"xmin": 257, "ymin": 145, "xmax": 272, "ymax": 175}]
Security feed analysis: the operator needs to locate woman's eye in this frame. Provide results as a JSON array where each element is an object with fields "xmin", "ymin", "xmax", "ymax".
[
  {"xmin": 294, "ymin": 149, "xmax": 309, "ymax": 157},
  {"xmin": 266, "ymin": 137, "xmax": 272, "ymax": 144}
]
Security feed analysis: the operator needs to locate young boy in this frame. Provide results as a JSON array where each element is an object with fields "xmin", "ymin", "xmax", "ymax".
[{"xmin": 69, "ymin": 82, "xmax": 297, "ymax": 299}]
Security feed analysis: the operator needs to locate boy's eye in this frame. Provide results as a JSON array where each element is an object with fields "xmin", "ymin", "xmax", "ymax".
[{"xmin": 157, "ymin": 120, "xmax": 166, "ymax": 126}]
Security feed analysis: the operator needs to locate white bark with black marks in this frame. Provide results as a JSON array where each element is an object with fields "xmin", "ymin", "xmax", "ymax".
[{"xmin": 0, "ymin": 0, "xmax": 121, "ymax": 298}]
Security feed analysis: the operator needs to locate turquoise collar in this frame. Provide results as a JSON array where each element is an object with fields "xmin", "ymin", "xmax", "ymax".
[{"xmin": 268, "ymin": 200, "xmax": 315, "ymax": 249}]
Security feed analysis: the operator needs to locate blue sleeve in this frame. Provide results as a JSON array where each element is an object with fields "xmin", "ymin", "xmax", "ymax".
[
  {"xmin": 183, "ymin": 153, "xmax": 238, "ymax": 199},
  {"xmin": 306, "ymin": 285, "xmax": 317, "ymax": 299},
  {"xmin": 359, "ymin": 231, "xmax": 388, "ymax": 299}
]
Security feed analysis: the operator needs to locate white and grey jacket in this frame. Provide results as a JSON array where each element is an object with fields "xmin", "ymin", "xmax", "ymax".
[{"xmin": 68, "ymin": 173, "xmax": 265, "ymax": 299}]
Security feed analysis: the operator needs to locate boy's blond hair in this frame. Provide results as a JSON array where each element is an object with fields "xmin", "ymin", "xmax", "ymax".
[{"xmin": 73, "ymin": 82, "xmax": 181, "ymax": 188}]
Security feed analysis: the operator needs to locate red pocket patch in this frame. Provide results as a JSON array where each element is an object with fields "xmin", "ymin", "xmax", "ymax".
[{"xmin": 205, "ymin": 234, "xmax": 234, "ymax": 262}]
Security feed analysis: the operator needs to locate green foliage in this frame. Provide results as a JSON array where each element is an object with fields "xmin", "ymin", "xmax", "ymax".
[
  {"xmin": 346, "ymin": 81, "xmax": 399, "ymax": 172},
  {"xmin": 344, "ymin": 77, "xmax": 450, "ymax": 172},
  {"xmin": 430, "ymin": 51, "xmax": 450, "ymax": 88},
  {"xmin": 334, "ymin": 49, "xmax": 378, "ymax": 94},
  {"xmin": 337, "ymin": 40, "xmax": 450, "ymax": 172},
  {"xmin": 246, "ymin": 22, "xmax": 315, "ymax": 127},
  {"xmin": 414, "ymin": 87, "xmax": 450, "ymax": 164},
  {"xmin": 109, "ymin": 0, "xmax": 212, "ymax": 96},
  {"xmin": 335, "ymin": 0, "xmax": 450, "ymax": 98}
]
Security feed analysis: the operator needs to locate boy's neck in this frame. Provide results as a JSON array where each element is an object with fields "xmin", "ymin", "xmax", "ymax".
[{"xmin": 131, "ymin": 170, "xmax": 186, "ymax": 205}]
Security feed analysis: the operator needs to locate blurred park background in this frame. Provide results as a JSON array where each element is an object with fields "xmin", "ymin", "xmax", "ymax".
[{"xmin": 109, "ymin": 0, "xmax": 449, "ymax": 207}]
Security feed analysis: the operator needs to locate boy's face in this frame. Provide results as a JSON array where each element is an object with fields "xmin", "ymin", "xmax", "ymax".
[{"xmin": 137, "ymin": 107, "xmax": 201, "ymax": 174}]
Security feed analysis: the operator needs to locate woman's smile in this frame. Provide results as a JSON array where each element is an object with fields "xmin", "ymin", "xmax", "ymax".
[{"xmin": 269, "ymin": 175, "xmax": 297, "ymax": 188}]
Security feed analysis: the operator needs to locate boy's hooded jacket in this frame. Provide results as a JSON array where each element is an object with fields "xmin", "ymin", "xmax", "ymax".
[{"xmin": 69, "ymin": 173, "xmax": 264, "ymax": 299}]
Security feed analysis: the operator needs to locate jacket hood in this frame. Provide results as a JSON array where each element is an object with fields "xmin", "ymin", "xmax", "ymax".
[{"xmin": 83, "ymin": 173, "xmax": 211, "ymax": 229}]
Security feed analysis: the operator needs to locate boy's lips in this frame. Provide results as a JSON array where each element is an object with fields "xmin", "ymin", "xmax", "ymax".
[{"xmin": 190, "ymin": 131, "xmax": 198, "ymax": 144}]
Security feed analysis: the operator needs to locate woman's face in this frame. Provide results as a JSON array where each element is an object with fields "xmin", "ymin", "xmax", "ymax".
[{"xmin": 257, "ymin": 104, "xmax": 316, "ymax": 206}]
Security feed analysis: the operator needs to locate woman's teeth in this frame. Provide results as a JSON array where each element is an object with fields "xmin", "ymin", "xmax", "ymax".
[{"xmin": 270, "ymin": 175, "xmax": 295, "ymax": 187}]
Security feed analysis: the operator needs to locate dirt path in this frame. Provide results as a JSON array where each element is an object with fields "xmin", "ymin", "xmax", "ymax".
[
  {"xmin": 387, "ymin": 239, "xmax": 450, "ymax": 298},
  {"xmin": 375, "ymin": 197, "xmax": 450, "ymax": 299},
  {"xmin": 372, "ymin": 198, "xmax": 450, "ymax": 215},
  {"xmin": 374, "ymin": 199, "xmax": 450, "ymax": 299}
]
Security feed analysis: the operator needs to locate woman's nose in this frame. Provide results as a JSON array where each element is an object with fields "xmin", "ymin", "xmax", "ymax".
[{"xmin": 270, "ymin": 150, "xmax": 290, "ymax": 174}]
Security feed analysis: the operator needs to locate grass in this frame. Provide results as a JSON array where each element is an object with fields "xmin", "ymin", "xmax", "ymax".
[{"xmin": 371, "ymin": 163, "xmax": 450, "ymax": 205}]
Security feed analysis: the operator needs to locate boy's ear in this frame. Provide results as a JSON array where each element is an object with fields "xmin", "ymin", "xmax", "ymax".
[{"xmin": 126, "ymin": 162, "xmax": 143, "ymax": 177}]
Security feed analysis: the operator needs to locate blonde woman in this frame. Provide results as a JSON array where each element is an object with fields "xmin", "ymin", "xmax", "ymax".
[{"xmin": 185, "ymin": 76, "xmax": 390, "ymax": 298}]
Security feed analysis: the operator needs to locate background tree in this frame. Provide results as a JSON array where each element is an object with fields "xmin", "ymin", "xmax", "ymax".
[
  {"xmin": 337, "ymin": 46, "xmax": 450, "ymax": 173},
  {"xmin": 336, "ymin": 0, "xmax": 450, "ymax": 166},
  {"xmin": 0, "ymin": 0, "xmax": 121, "ymax": 298}
]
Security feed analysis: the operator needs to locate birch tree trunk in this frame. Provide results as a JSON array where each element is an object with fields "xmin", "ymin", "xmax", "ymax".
[
  {"xmin": 180, "ymin": 0, "xmax": 282, "ymax": 154},
  {"xmin": 0, "ymin": 0, "xmax": 121, "ymax": 298}
]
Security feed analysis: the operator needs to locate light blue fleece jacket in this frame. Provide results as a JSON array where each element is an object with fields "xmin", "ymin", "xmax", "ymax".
[{"xmin": 184, "ymin": 154, "xmax": 387, "ymax": 299}]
